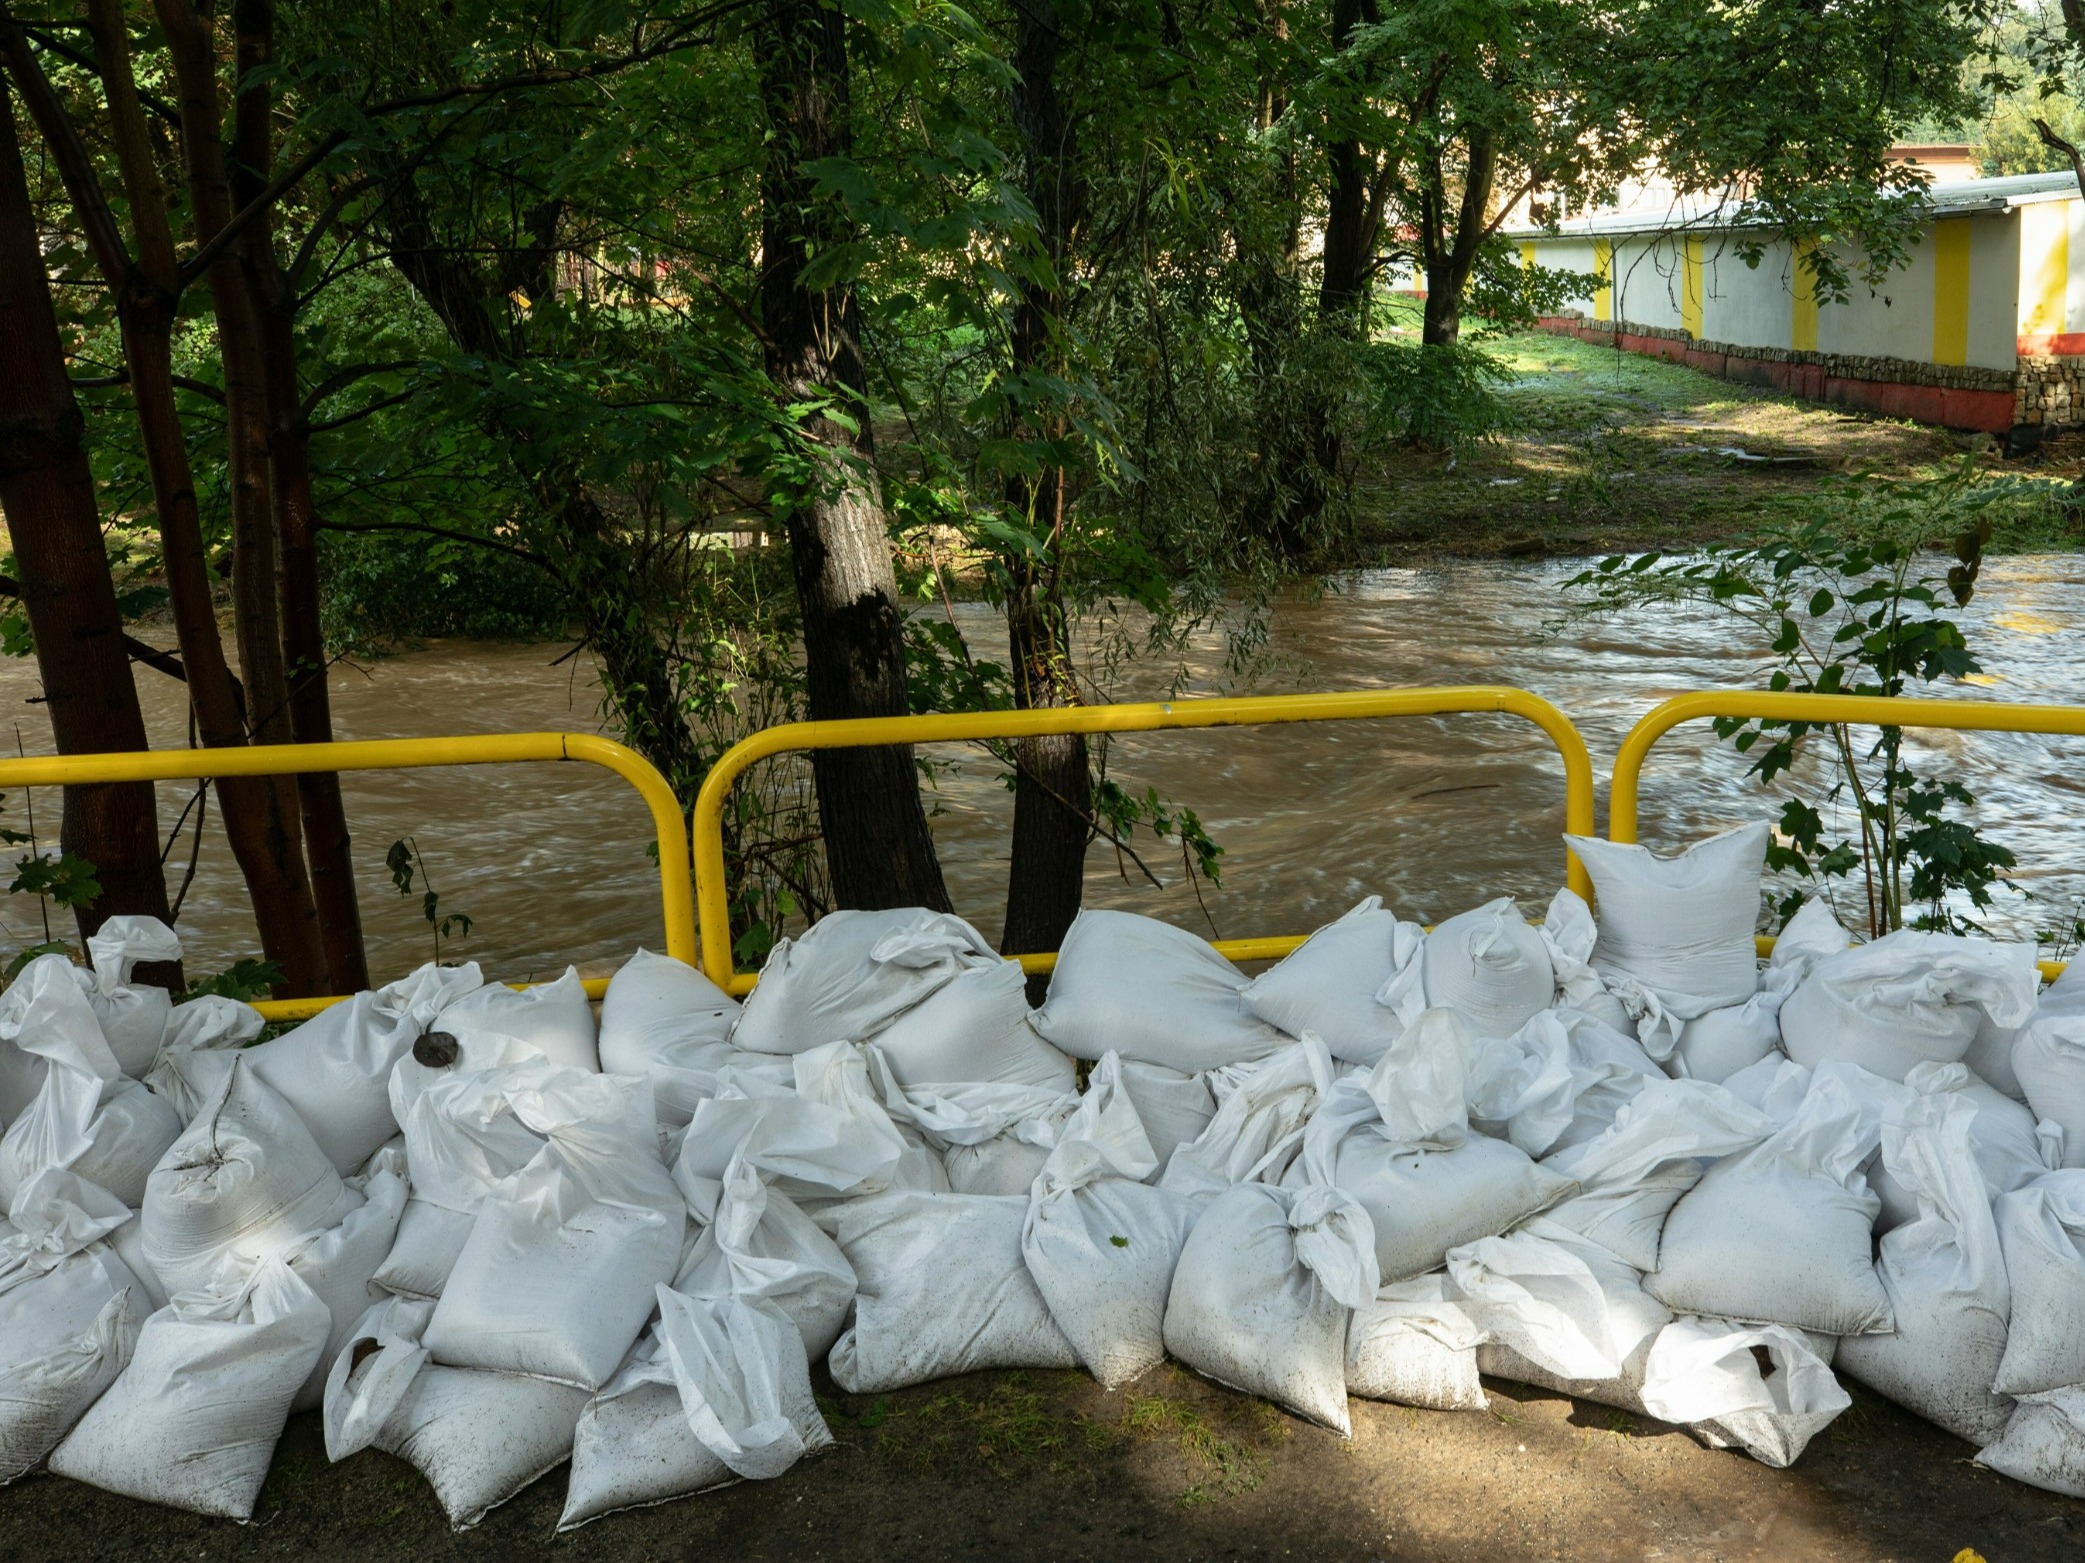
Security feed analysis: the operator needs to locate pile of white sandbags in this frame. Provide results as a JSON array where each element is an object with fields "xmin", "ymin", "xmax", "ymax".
[{"xmin": 13, "ymin": 840, "xmax": 2085, "ymax": 1527}]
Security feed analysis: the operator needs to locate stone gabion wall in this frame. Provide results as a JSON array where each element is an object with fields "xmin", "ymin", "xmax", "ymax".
[
  {"xmin": 1565, "ymin": 314, "xmax": 2015, "ymax": 393},
  {"xmin": 2015, "ymin": 356, "xmax": 2085, "ymax": 428}
]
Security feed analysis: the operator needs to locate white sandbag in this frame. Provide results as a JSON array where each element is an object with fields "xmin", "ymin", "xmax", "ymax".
[
  {"xmin": 1241, "ymin": 897, "xmax": 1423, "ymax": 1065},
  {"xmin": 425, "ymin": 1069, "xmax": 684, "ymax": 1389},
  {"xmin": 51, "ymin": 1255, "xmax": 329, "ymax": 1519},
  {"xmin": 1162, "ymin": 1180, "xmax": 1376, "ymax": 1433},
  {"xmin": 655, "ymin": 1289, "xmax": 832, "ymax": 1477},
  {"xmin": 0, "ymin": 953, "xmax": 114, "ymax": 1123},
  {"xmin": 1033, "ymin": 908, "xmax": 1286, "ymax": 1073},
  {"xmin": 0, "ymin": 1170, "xmax": 146, "ymax": 1481},
  {"xmin": 284, "ymin": 1169, "xmax": 407, "ymax": 1413},
  {"xmin": 1400, "ymin": 897, "xmax": 1556, "ymax": 1040},
  {"xmin": 1638, "ymin": 1317, "xmax": 1849, "ymax": 1467},
  {"xmin": 732, "ymin": 908, "xmax": 999, "ymax": 1056},
  {"xmin": 871, "ymin": 1070, "xmax": 1073, "ymax": 1197},
  {"xmin": 1159, "ymin": 1037, "xmax": 1335, "ymax": 1202},
  {"xmin": 1117, "ymin": 1060, "xmax": 1216, "ymax": 1165},
  {"xmin": 1023, "ymin": 1055, "xmax": 1196, "ymax": 1387},
  {"xmin": 674, "ymin": 1154, "xmax": 856, "ymax": 1361},
  {"xmin": 559, "ymin": 1348, "xmax": 733, "ymax": 1530},
  {"xmin": 1977, "ymin": 1388, "xmax": 2085, "ymax": 1498},
  {"xmin": 1834, "ymin": 1091, "xmax": 2013, "ymax": 1442},
  {"xmin": 324, "ymin": 1296, "xmax": 587, "ymax": 1530},
  {"xmin": 0, "ymin": 961, "xmax": 179, "ymax": 1209},
  {"xmin": 598, "ymin": 949, "xmax": 741, "ymax": 1127},
  {"xmin": 2015, "ymin": 1011, "xmax": 2085, "ymax": 1169},
  {"xmin": 1648, "ymin": 1069, "xmax": 1892, "ymax": 1335},
  {"xmin": 1780, "ymin": 932, "xmax": 2038, "ymax": 1084},
  {"xmin": 1302, "ymin": 1012, "xmax": 1573, "ymax": 1282},
  {"xmin": 1471, "ymin": 1219, "xmax": 1673, "ymax": 1413},
  {"xmin": 142, "ymin": 1057, "xmax": 361, "ymax": 1296},
  {"xmin": 244, "ymin": 960, "xmax": 485, "ymax": 1173},
  {"xmin": 143, "ymin": 996, "xmax": 266, "ymax": 1121},
  {"xmin": 1539, "ymin": 1009, "xmax": 1668, "ymax": 1156},
  {"xmin": 374, "ymin": 1050, "xmax": 552, "ymax": 1300},
  {"xmin": 1345, "ymin": 1273, "xmax": 1487, "ymax": 1411},
  {"xmin": 1896, "ymin": 1063, "xmax": 2057, "ymax": 1218},
  {"xmin": 384, "ymin": 1367, "xmax": 587, "ymax": 1522},
  {"xmin": 1540, "ymin": 1078, "xmax": 1773, "ymax": 1271},
  {"xmin": 1566, "ymin": 822, "xmax": 1768, "ymax": 1016},
  {"xmin": 79, "ymin": 916, "xmax": 183, "ymax": 1076},
  {"xmin": 1542, "ymin": 887, "xmax": 1608, "ymax": 1013},
  {"xmin": 1966, "ymin": 1012, "xmax": 2028, "ymax": 1102},
  {"xmin": 1992, "ymin": 1171, "xmax": 2085, "ymax": 1397},
  {"xmin": 1462, "ymin": 1010, "xmax": 1609, "ymax": 1158},
  {"xmin": 674, "ymin": 1043, "xmax": 912, "ymax": 1214},
  {"xmin": 1668, "ymin": 970, "xmax": 1793, "ymax": 1085},
  {"xmin": 1717, "ymin": 1053, "xmax": 1814, "ymax": 1126},
  {"xmin": 868, "ymin": 958, "xmax": 1074, "ymax": 1092},
  {"xmin": 829, "ymin": 1191, "xmax": 1078, "ymax": 1391},
  {"xmin": 435, "ymin": 965, "xmax": 599, "ymax": 1073},
  {"xmin": 1449, "ymin": 1227, "xmax": 1622, "ymax": 1384}
]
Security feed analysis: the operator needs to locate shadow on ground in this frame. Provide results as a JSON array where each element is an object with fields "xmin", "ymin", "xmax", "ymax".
[{"xmin": 4, "ymin": 1363, "xmax": 2080, "ymax": 1562}]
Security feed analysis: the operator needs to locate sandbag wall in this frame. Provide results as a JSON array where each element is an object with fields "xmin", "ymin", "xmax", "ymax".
[{"xmin": 7, "ymin": 818, "xmax": 2085, "ymax": 1528}]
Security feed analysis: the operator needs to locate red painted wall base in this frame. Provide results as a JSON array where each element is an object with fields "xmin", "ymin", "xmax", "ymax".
[{"xmin": 1533, "ymin": 318, "xmax": 2015, "ymax": 434}]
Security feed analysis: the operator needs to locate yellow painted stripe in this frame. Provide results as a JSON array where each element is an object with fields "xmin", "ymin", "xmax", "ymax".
[
  {"xmin": 2021, "ymin": 201, "xmax": 2068, "ymax": 344},
  {"xmin": 1932, "ymin": 217, "xmax": 1971, "ymax": 365},
  {"xmin": 1593, "ymin": 238, "xmax": 1612, "ymax": 321},
  {"xmin": 1791, "ymin": 241, "xmax": 1818, "ymax": 353},
  {"xmin": 1519, "ymin": 242, "xmax": 1536, "ymax": 271},
  {"xmin": 1681, "ymin": 235, "xmax": 1704, "ymax": 338}
]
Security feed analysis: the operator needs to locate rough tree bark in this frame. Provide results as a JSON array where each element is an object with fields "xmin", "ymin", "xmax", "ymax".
[
  {"xmin": 1418, "ymin": 129, "xmax": 1497, "ymax": 346},
  {"xmin": 998, "ymin": 0, "xmax": 1091, "ymax": 966},
  {"xmin": 233, "ymin": 0, "xmax": 368, "ymax": 992},
  {"xmin": 758, "ymin": 0, "xmax": 950, "ymax": 912},
  {"xmin": 0, "ymin": 75, "xmax": 179, "ymax": 977},
  {"xmin": 5, "ymin": 0, "xmax": 332, "ymax": 993}
]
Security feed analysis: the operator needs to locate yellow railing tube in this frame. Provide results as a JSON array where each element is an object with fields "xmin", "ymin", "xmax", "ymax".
[
  {"xmin": 0, "ymin": 732, "xmax": 697, "ymax": 1022},
  {"xmin": 692, "ymin": 686, "xmax": 1596, "ymax": 994},
  {"xmin": 1613, "ymin": 690, "xmax": 2085, "ymax": 981}
]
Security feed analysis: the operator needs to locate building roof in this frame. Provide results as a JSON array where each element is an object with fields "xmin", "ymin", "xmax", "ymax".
[{"xmin": 1507, "ymin": 170, "xmax": 2080, "ymax": 241}]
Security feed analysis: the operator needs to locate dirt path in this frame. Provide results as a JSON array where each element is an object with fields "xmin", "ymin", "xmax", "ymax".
[
  {"xmin": 1349, "ymin": 329, "xmax": 2078, "ymax": 563},
  {"xmin": 6, "ymin": 1362, "xmax": 2078, "ymax": 1562}
]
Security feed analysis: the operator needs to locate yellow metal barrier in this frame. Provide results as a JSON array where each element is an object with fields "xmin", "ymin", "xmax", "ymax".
[
  {"xmin": 692, "ymin": 687, "xmax": 1597, "ymax": 995},
  {"xmin": 1612, "ymin": 690, "xmax": 2085, "ymax": 980},
  {"xmin": 0, "ymin": 733, "xmax": 697, "ymax": 1022}
]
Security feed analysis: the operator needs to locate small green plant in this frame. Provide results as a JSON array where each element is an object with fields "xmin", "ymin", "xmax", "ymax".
[
  {"xmin": 385, "ymin": 837, "xmax": 474, "ymax": 962},
  {"xmin": 0, "ymin": 783, "xmax": 101, "ymax": 977},
  {"xmin": 1565, "ymin": 467, "xmax": 2020, "ymax": 936},
  {"xmin": 180, "ymin": 958, "xmax": 287, "ymax": 1003}
]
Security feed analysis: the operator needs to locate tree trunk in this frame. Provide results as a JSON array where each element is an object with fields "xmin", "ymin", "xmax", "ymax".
[
  {"xmin": 758, "ymin": 0, "xmax": 950, "ymax": 913},
  {"xmin": 0, "ymin": 77, "xmax": 178, "ymax": 981},
  {"xmin": 1317, "ymin": 0, "xmax": 1382, "ymax": 329},
  {"xmin": 999, "ymin": 0, "xmax": 1090, "ymax": 968},
  {"xmin": 235, "ymin": 0, "xmax": 368, "ymax": 993},
  {"xmin": 62, "ymin": 0, "xmax": 331, "ymax": 993},
  {"xmin": 1417, "ymin": 128, "xmax": 1497, "ymax": 348}
]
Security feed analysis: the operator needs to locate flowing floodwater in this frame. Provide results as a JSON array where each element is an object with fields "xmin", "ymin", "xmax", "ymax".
[{"xmin": 0, "ymin": 554, "xmax": 2079, "ymax": 986}]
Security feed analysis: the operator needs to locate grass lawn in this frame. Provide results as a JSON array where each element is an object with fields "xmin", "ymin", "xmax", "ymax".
[{"xmin": 1345, "ymin": 319, "xmax": 2083, "ymax": 562}]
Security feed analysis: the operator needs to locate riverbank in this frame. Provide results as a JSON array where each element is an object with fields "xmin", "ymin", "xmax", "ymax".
[
  {"xmin": 3, "ymin": 1361, "xmax": 2076, "ymax": 1561},
  {"xmin": 1348, "ymin": 325, "xmax": 2085, "ymax": 562}
]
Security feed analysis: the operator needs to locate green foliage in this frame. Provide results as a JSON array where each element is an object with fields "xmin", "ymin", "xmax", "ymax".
[
  {"xmin": 181, "ymin": 959, "xmax": 288, "ymax": 1004},
  {"xmin": 385, "ymin": 837, "xmax": 474, "ymax": 962},
  {"xmin": 9, "ymin": 853, "xmax": 104, "ymax": 912},
  {"xmin": 1362, "ymin": 340, "xmax": 1517, "ymax": 452},
  {"xmin": 1566, "ymin": 468, "xmax": 2024, "ymax": 936}
]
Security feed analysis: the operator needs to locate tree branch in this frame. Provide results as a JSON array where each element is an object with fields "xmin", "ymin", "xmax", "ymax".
[
  {"xmin": 313, "ymin": 517, "xmax": 554, "ymax": 571},
  {"xmin": 2037, "ymin": 117, "xmax": 2085, "ymax": 199}
]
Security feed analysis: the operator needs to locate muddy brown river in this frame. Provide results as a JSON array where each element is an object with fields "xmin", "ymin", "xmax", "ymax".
[{"xmin": 0, "ymin": 556, "xmax": 2077, "ymax": 987}]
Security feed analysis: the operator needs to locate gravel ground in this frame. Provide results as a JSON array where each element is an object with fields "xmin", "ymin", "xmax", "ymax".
[{"xmin": 4, "ymin": 1361, "xmax": 2079, "ymax": 1562}]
